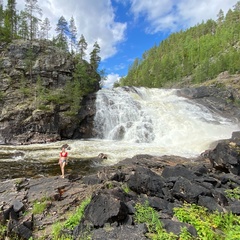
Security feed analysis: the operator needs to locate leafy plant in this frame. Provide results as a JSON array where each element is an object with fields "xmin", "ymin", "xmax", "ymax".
[
  {"xmin": 134, "ymin": 201, "xmax": 178, "ymax": 239},
  {"xmin": 225, "ymin": 187, "xmax": 240, "ymax": 200},
  {"xmin": 0, "ymin": 224, "xmax": 7, "ymax": 237},
  {"xmin": 64, "ymin": 197, "xmax": 91, "ymax": 230},
  {"xmin": 52, "ymin": 222, "xmax": 72, "ymax": 240},
  {"xmin": 174, "ymin": 203, "xmax": 240, "ymax": 240},
  {"xmin": 122, "ymin": 183, "xmax": 130, "ymax": 194},
  {"xmin": 32, "ymin": 197, "xmax": 49, "ymax": 214},
  {"xmin": 51, "ymin": 197, "xmax": 91, "ymax": 240}
]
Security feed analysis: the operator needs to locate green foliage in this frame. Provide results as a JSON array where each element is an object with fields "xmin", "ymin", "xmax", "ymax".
[
  {"xmin": 52, "ymin": 222, "xmax": 73, "ymax": 240},
  {"xmin": 134, "ymin": 201, "xmax": 240, "ymax": 240},
  {"xmin": 174, "ymin": 203, "xmax": 240, "ymax": 240},
  {"xmin": 90, "ymin": 41, "xmax": 101, "ymax": 71},
  {"xmin": 64, "ymin": 197, "xmax": 91, "ymax": 230},
  {"xmin": 32, "ymin": 197, "xmax": 49, "ymax": 214},
  {"xmin": 225, "ymin": 187, "xmax": 240, "ymax": 200},
  {"xmin": 134, "ymin": 201, "xmax": 178, "ymax": 239},
  {"xmin": 120, "ymin": 3, "xmax": 240, "ymax": 88},
  {"xmin": 0, "ymin": 224, "xmax": 7, "ymax": 237},
  {"xmin": 51, "ymin": 197, "xmax": 91, "ymax": 240},
  {"xmin": 122, "ymin": 183, "xmax": 130, "ymax": 193},
  {"xmin": 19, "ymin": 75, "xmax": 31, "ymax": 97}
]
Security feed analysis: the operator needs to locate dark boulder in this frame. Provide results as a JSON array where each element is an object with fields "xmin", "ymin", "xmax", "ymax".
[
  {"xmin": 127, "ymin": 166, "xmax": 165, "ymax": 197},
  {"xmin": 84, "ymin": 189, "xmax": 129, "ymax": 227},
  {"xmin": 172, "ymin": 177, "xmax": 210, "ymax": 203},
  {"xmin": 227, "ymin": 200, "xmax": 240, "ymax": 215},
  {"xmin": 91, "ymin": 224, "xmax": 148, "ymax": 240},
  {"xmin": 161, "ymin": 219, "xmax": 197, "ymax": 237},
  {"xmin": 198, "ymin": 196, "xmax": 223, "ymax": 212},
  {"xmin": 208, "ymin": 141, "xmax": 240, "ymax": 175},
  {"xmin": 162, "ymin": 164, "xmax": 196, "ymax": 180}
]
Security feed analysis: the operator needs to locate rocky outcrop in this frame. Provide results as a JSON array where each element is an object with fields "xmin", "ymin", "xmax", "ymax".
[
  {"xmin": 0, "ymin": 40, "xmax": 100, "ymax": 144},
  {"xmin": 176, "ymin": 85, "xmax": 240, "ymax": 121},
  {"xmin": 0, "ymin": 132, "xmax": 240, "ymax": 239}
]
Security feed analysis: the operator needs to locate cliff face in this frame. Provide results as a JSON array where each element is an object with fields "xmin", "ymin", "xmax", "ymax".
[{"xmin": 0, "ymin": 40, "xmax": 98, "ymax": 144}]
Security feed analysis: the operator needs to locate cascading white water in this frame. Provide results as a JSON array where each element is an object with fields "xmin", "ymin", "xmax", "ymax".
[
  {"xmin": 94, "ymin": 87, "xmax": 239, "ymax": 157},
  {"xmin": 0, "ymin": 87, "xmax": 239, "ymax": 170}
]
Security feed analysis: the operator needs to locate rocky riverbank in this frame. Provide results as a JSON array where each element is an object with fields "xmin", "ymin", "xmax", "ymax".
[{"xmin": 0, "ymin": 131, "xmax": 240, "ymax": 239}]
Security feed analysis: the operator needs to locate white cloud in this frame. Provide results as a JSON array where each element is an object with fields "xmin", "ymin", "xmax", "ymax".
[
  {"xmin": 129, "ymin": 0, "xmax": 238, "ymax": 33},
  {"xmin": 104, "ymin": 73, "xmax": 121, "ymax": 88},
  {"xmin": 3, "ymin": 0, "xmax": 127, "ymax": 60}
]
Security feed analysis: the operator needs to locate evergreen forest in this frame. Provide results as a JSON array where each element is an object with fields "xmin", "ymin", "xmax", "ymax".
[
  {"xmin": 118, "ymin": 2, "xmax": 240, "ymax": 88},
  {"xmin": 0, "ymin": 0, "xmax": 102, "ymax": 96}
]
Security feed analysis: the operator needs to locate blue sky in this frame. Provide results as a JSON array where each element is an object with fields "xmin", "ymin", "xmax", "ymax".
[{"xmin": 2, "ymin": 0, "xmax": 238, "ymax": 88}]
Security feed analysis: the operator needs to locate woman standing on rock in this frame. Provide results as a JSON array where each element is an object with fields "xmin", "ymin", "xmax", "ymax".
[{"xmin": 59, "ymin": 146, "xmax": 68, "ymax": 178}]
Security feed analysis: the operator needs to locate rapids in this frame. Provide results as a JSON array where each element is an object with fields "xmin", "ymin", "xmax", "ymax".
[{"xmin": 0, "ymin": 87, "xmax": 239, "ymax": 179}]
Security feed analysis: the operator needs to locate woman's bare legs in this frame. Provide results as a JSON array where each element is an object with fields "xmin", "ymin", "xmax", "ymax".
[{"xmin": 60, "ymin": 162, "xmax": 66, "ymax": 178}]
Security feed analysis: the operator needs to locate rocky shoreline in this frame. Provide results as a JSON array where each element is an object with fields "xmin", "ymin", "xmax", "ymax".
[{"xmin": 0, "ymin": 132, "xmax": 240, "ymax": 239}]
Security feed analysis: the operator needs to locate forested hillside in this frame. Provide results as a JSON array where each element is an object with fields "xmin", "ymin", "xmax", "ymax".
[
  {"xmin": 0, "ymin": 0, "xmax": 102, "ymax": 143},
  {"xmin": 119, "ymin": 2, "xmax": 240, "ymax": 88},
  {"xmin": 0, "ymin": 0, "xmax": 102, "ymax": 96}
]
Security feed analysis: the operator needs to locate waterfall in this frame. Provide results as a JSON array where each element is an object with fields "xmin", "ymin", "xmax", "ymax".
[
  {"xmin": 94, "ymin": 87, "xmax": 239, "ymax": 156},
  {"xmin": 0, "ymin": 86, "xmax": 239, "ymax": 179}
]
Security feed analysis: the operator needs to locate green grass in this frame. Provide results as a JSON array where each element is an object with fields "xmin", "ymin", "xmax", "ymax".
[
  {"xmin": 51, "ymin": 197, "xmax": 91, "ymax": 240},
  {"xmin": 122, "ymin": 183, "xmax": 130, "ymax": 194},
  {"xmin": 32, "ymin": 198, "xmax": 49, "ymax": 214},
  {"xmin": 134, "ymin": 201, "xmax": 240, "ymax": 240},
  {"xmin": 64, "ymin": 197, "xmax": 91, "ymax": 230}
]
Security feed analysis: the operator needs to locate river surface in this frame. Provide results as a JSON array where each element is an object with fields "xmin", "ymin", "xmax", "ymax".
[{"xmin": 0, "ymin": 87, "xmax": 239, "ymax": 179}]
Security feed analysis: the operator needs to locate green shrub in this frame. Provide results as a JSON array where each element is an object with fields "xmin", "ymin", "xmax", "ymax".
[
  {"xmin": 174, "ymin": 203, "xmax": 240, "ymax": 240},
  {"xmin": 134, "ymin": 201, "xmax": 178, "ymax": 239},
  {"xmin": 225, "ymin": 187, "xmax": 240, "ymax": 200},
  {"xmin": 51, "ymin": 197, "xmax": 91, "ymax": 240},
  {"xmin": 64, "ymin": 197, "xmax": 91, "ymax": 230}
]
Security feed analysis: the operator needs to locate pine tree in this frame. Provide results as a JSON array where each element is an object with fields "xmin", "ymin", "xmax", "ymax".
[
  {"xmin": 0, "ymin": 0, "xmax": 4, "ymax": 41},
  {"xmin": 18, "ymin": 10, "xmax": 29, "ymax": 39},
  {"xmin": 217, "ymin": 9, "xmax": 224, "ymax": 26},
  {"xmin": 40, "ymin": 17, "xmax": 51, "ymax": 39},
  {"xmin": 55, "ymin": 16, "xmax": 69, "ymax": 51},
  {"xmin": 78, "ymin": 34, "xmax": 87, "ymax": 60},
  {"xmin": 90, "ymin": 41, "xmax": 101, "ymax": 71},
  {"xmin": 69, "ymin": 16, "xmax": 77, "ymax": 53},
  {"xmin": 24, "ymin": 0, "xmax": 42, "ymax": 41},
  {"xmin": 4, "ymin": 0, "xmax": 17, "ymax": 40},
  {"xmin": 0, "ymin": 0, "xmax": 4, "ymax": 27}
]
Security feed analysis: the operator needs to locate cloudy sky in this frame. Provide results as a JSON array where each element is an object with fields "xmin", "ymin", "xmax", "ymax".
[{"xmin": 2, "ymin": 0, "xmax": 238, "ymax": 88}]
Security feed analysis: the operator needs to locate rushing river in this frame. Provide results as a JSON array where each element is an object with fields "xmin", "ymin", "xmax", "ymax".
[{"xmin": 0, "ymin": 87, "xmax": 239, "ymax": 179}]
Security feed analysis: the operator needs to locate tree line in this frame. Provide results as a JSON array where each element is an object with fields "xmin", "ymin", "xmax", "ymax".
[
  {"xmin": 118, "ymin": 1, "xmax": 240, "ymax": 88},
  {"xmin": 0, "ymin": 0, "xmax": 101, "ymax": 72},
  {"xmin": 0, "ymin": 0, "xmax": 103, "ymax": 115}
]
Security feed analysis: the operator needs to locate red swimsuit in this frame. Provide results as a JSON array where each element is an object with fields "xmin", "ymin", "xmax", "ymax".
[{"xmin": 60, "ymin": 152, "xmax": 68, "ymax": 157}]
